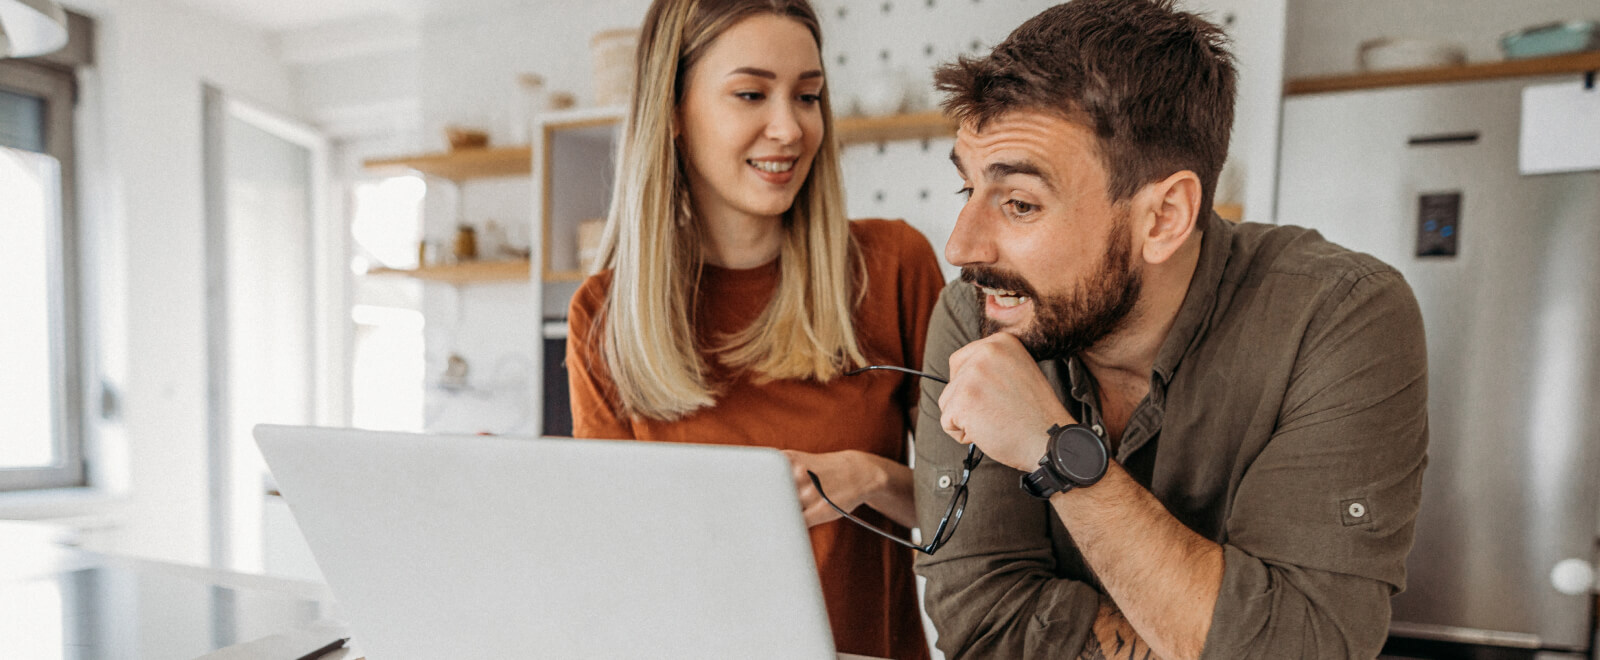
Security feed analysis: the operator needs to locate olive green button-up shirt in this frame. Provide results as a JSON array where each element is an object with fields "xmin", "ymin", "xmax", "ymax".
[{"xmin": 913, "ymin": 212, "xmax": 1429, "ymax": 659}]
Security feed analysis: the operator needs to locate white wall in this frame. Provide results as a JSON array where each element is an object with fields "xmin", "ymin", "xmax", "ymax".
[
  {"xmin": 279, "ymin": 14, "xmax": 423, "ymax": 142},
  {"xmin": 417, "ymin": 2, "xmax": 652, "ymax": 151},
  {"xmin": 1286, "ymin": 0, "xmax": 1600, "ymax": 79},
  {"xmin": 48, "ymin": 0, "xmax": 302, "ymax": 566},
  {"xmin": 1193, "ymin": 0, "xmax": 1287, "ymax": 225}
]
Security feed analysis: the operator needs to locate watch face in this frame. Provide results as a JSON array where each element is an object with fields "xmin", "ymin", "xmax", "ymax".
[{"xmin": 1052, "ymin": 426, "xmax": 1108, "ymax": 483}]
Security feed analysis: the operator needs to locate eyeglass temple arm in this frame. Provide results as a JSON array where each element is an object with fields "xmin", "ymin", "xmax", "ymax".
[
  {"xmin": 805, "ymin": 470, "xmax": 931, "ymax": 553},
  {"xmin": 844, "ymin": 365, "xmax": 948, "ymax": 384}
]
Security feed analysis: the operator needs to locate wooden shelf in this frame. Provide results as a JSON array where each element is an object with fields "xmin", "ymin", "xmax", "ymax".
[
  {"xmin": 543, "ymin": 269, "xmax": 586, "ymax": 283},
  {"xmin": 363, "ymin": 111, "xmax": 957, "ymax": 183},
  {"xmin": 364, "ymin": 145, "xmax": 533, "ymax": 181},
  {"xmin": 368, "ymin": 259, "xmax": 532, "ymax": 285},
  {"xmin": 528, "ymin": 110, "xmax": 956, "ymax": 145},
  {"xmin": 1286, "ymin": 51, "xmax": 1600, "ymax": 96},
  {"xmin": 836, "ymin": 110, "xmax": 957, "ymax": 144}
]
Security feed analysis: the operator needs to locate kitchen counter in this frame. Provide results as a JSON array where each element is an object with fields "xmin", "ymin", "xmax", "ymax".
[{"xmin": 0, "ymin": 520, "xmax": 349, "ymax": 659}]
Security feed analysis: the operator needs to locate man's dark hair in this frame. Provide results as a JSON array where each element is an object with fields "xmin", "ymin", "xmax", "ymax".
[{"xmin": 935, "ymin": 0, "xmax": 1236, "ymax": 211}]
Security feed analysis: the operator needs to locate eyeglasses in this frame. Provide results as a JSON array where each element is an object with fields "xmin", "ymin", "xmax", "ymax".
[{"xmin": 806, "ymin": 365, "xmax": 983, "ymax": 555}]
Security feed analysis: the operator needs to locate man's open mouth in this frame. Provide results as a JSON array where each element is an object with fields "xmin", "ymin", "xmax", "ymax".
[{"xmin": 979, "ymin": 285, "xmax": 1030, "ymax": 308}]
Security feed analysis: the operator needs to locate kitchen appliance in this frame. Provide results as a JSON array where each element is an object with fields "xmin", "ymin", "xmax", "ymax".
[{"xmin": 1277, "ymin": 77, "xmax": 1600, "ymax": 656}]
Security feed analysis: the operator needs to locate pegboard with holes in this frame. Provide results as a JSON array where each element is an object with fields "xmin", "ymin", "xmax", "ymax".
[
  {"xmin": 814, "ymin": 0, "xmax": 1282, "ymax": 274},
  {"xmin": 841, "ymin": 136, "xmax": 965, "ymax": 280},
  {"xmin": 814, "ymin": 0, "xmax": 1065, "ymax": 280}
]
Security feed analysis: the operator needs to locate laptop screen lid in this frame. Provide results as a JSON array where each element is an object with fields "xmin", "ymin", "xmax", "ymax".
[{"xmin": 255, "ymin": 424, "xmax": 837, "ymax": 660}]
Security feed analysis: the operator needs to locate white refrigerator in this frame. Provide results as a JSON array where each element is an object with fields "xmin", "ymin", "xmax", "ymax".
[{"xmin": 1277, "ymin": 77, "xmax": 1600, "ymax": 655}]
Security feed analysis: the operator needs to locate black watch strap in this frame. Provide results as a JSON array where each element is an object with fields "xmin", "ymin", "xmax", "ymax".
[
  {"xmin": 1020, "ymin": 423, "xmax": 1107, "ymax": 500},
  {"xmin": 1020, "ymin": 463, "xmax": 1071, "ymax": 499}
]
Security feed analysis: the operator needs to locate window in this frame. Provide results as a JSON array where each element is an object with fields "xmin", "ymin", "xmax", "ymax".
[
  {"xmin": 348, "ymin": 175, "xmax": 427, "ymax": 431},
  {"xmin": 1, "ymin": 60, "xmax": 84, "ymax": 491}
]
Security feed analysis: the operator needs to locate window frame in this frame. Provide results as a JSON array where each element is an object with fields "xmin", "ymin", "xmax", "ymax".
[{"xmin": 0, "ymin": 59, "xmax": 86, "ymax": 491}]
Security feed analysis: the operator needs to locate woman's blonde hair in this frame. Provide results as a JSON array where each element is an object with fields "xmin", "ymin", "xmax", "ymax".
[{"xmin": 593, "ymin": 0, "xmax": 864, "ymax": 421}]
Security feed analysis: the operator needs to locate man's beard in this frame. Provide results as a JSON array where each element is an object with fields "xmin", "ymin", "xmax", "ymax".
[{"xmin": 961, "ymin": 215, "xmax": 1142, "ymax": 362}]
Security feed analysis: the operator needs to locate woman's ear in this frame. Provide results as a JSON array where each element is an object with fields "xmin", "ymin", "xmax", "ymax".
[{"xmin": 1135, "ymin": 170, "xmax": 1201, "ymax": 265}]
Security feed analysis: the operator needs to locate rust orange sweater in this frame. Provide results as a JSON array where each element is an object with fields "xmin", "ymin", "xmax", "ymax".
[{"xmin": 566, "ymin": 219, "xmax": 942, "ymax": 659}]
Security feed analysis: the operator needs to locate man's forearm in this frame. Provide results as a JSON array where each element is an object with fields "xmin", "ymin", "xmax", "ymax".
[{"xmin": 1054, "ymin": 462, "xmax": 1223, "ymax": 660}]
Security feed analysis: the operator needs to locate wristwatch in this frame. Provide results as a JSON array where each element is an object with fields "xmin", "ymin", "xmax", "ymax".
[{"xmin": 1020, "ymin": 423, "xmax": 1109, "ymax": 499}]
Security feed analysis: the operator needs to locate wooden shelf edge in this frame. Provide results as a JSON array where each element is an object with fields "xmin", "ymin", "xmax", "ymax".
[
  {"xmin": 542, "ymin": 269, "xmax": 587, "ymax": 283},
  {"xmin": 368, "ymin": 259, "xmax": 532, "ymax": 285},
  {"xmin": 836, "ymin": 110, "xmax": 957, "ymax": 144},
  {"xmin": 363, "ymin": 145, "xmax": 534, "ymax": 180},
  {"xmin": 363, "ymin": 111, "xmax": 956, "ymax": 180},
  {"xmin": 1286, "ymin": 51, "xmax": 1600, "ymax": 96}
]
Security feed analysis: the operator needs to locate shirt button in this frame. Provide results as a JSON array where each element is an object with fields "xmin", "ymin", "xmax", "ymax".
[
  {"xmin": 937, "ymin": 475, "xmax": 953, "ymax": 489},
  {"xmin": 1348, "ymin": 502, "xmax": 1367, "ymax": 518},
  {"xmin": 1091, "ymin": 424, "xmax": 1104, "ymax": 436}
]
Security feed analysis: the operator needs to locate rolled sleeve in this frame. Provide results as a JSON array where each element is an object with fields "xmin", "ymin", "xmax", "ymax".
[
  {"xmin": 1202, "ymin": 270, "xmax": 1429, "ymax": 659},
  {"xmin": 913, "ymin": 281, "xmax": 1100, "ymax": 658}
]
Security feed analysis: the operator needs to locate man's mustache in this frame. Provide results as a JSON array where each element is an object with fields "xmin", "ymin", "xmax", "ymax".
[{"xmin": 959, "ymin": 266, "xmax": 1038, "ymax": 301}]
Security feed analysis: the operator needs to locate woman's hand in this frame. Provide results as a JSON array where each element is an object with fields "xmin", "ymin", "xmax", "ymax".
[{"xmin": 782, "ymin": 449, "xmax": 915, "ymax": 529}]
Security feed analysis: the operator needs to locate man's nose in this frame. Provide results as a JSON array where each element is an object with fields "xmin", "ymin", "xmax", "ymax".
[{"xmin": 945, "ymin": 201, "xmax": 997, "ymax": 267}]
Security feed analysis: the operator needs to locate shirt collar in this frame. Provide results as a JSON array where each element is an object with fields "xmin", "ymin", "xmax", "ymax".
[
  {"xmin": 1060, "ymin": 211, "xmax": 1233, "ymax": 410},
  {"xmin": 1150, "ymin": 210, "xmax": 1233, "ymax": 386}
]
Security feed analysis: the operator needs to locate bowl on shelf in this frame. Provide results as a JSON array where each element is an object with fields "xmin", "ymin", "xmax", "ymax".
[
  {"xmin": 1357, "ymin": 38, "xmax": 1467, "ymax": 72},
  {"xmin": 1500, "ymin": 20, "xmax": 1600, "ymax": 59}
]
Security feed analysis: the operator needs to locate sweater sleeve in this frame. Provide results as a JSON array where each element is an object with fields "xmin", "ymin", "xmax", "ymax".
[{"xmin": 565, "ymin": 273, "xmax": 635, "ymax": 440}]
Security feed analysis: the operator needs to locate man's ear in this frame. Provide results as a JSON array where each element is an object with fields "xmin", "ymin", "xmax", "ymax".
[{"xmin": 1134, "ymin": 170, "xmax": 1202, "ymax": 265}]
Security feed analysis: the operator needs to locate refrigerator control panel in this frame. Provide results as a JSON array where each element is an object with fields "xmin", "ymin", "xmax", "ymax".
[{"xmin": 1417, "ymin": 192, "xmax": 1461, "ymax": 257}]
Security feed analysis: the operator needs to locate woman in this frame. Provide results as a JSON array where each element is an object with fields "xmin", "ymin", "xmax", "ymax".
[{"xmin": 566, "ymin": 0, "xmax": 941, "ymax": 657}]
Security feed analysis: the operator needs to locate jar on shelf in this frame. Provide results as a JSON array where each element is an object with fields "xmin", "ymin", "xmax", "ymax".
[
  {"xmin": 453, "ymin": 225, "xmax": 478, "ymax": 262},
  {"xmin": 590, "ymin": 28, "xmax": 639, "ymax": 108}
]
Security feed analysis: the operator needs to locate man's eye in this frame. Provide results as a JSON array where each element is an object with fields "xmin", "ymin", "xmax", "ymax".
[{"xmin": 1006, "ymin": 199, "xmax": 1038, "ymax": 215}]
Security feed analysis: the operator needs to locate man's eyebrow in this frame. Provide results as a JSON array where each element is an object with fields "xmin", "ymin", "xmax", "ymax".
[
  {"xmin": 949, "ymin": 149, "xmax": 1057, "ymax": 194},
  {"xmin": 987, "ymin": 160, "xmax": 1057, "ymax": 194},
  {"xmin": 728, "ymin": 67, "xmax": 825, "ymax": 81}
]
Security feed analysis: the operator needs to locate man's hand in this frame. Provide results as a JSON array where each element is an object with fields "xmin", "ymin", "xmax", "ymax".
[
  {"xmin": 937, "ymin": 332, "xmax": 1075, "ymax": 472},
  {"xmin": 1080, "ymin": 597, "xmax": 1165, "ymax": 660}
]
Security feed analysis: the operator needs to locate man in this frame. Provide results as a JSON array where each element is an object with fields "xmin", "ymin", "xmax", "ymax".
[{"xmin": 912, "ymin": 1, "xmax": 1428, "ymax": 659}]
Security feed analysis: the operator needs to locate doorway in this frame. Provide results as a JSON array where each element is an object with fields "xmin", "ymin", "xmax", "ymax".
[{"xmin": 201, "ymin": 86, "xmax": 343, "ymax": 574}]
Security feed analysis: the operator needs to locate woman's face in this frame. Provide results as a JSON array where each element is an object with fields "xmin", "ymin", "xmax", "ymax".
[{"xmin": 675, "ymin": 13, "xmax": 825, "ymax": 228}]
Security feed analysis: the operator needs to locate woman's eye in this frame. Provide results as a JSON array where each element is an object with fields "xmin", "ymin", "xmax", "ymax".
[
  {"xmin": 798, "ymin": 93, "xmax": 822, "ymax": 104},
  {"xmin": 955, "ymin": 187, "xmax": 973, "ymax": 200},
  {"xmin": 736, "ymin": 91, "xmax": 765, "ymax": 101}
]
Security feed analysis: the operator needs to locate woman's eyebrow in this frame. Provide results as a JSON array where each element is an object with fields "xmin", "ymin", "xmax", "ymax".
[{"xmin": 727, "ymin": 67, "xmax": 824, "ymax": 80}]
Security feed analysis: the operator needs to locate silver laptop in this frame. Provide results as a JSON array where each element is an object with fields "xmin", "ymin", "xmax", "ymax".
[{"xmin": 255, "ymin": 424, "xmax": 838, "ymax": 660}]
